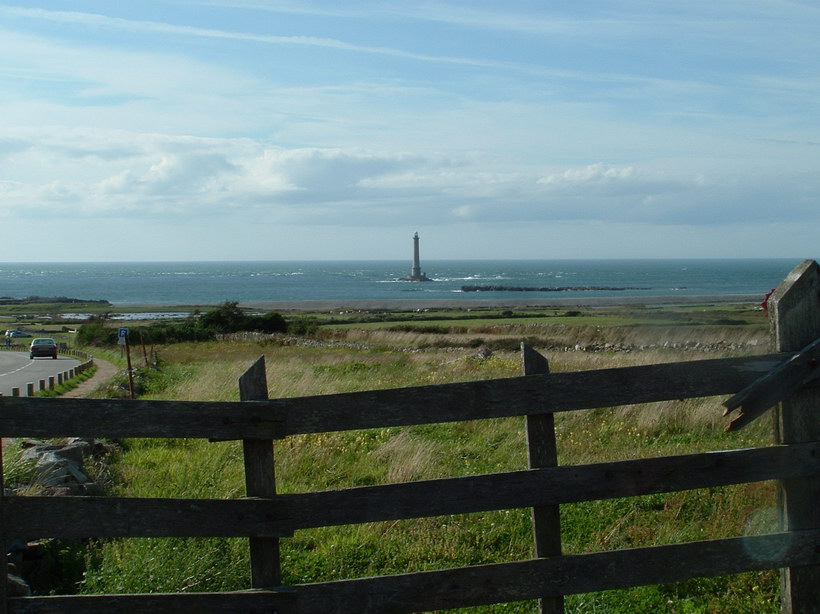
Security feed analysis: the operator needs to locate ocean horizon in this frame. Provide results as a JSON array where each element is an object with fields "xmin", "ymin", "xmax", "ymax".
[{"xmin": 0, "ymin": 258, "xmax": 808, "ymax": 306}]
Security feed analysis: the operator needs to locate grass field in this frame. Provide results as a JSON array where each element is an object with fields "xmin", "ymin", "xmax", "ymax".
[{"xmin": 62, "ymin": 306, "xmax": 787, "ymax": 614}]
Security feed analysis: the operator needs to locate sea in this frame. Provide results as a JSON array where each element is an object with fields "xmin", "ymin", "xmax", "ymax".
[{"xmin": 0, "ymin": 259, "xmax": 808, "ymax": 306}]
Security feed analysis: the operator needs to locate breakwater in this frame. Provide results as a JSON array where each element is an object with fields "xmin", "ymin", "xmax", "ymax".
[{"xmin": 460, "ymin": 285, "xmax": 654, "ymax": 292}]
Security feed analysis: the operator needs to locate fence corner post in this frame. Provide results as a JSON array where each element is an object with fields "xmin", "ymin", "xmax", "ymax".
[
  {"xmin": 768, "ymin": 259, "xmax": 820, "ymax": 613},
  {"xmin": 521, "ymin": 343, "xmax": 564, "ymax": 614}
]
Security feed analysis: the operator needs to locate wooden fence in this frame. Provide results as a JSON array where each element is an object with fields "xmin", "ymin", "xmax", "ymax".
[{"xmin": 0, "ymin": 259, "xmax": 818, "ymax": 613}]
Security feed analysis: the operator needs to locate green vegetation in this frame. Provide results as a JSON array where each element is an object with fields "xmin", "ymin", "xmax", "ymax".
[
  {"xmin": 312, "ymin": 303, "xmax": 763, "ymax": 329},
  {"xmin": 62, "ymin": 304, "xmax": 783, "ymax": 613},
  {"xmin": 77, "ymin": 302, "xmax": 289, "ymax": 346},
  {"xmin": 34, "ymin": 364, "xmax": 97, "ymax": 397}
]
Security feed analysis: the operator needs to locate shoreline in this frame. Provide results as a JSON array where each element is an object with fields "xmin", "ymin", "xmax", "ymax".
[{"xmin": 230, "ymin": 294, "xmax": 763, "ymax": 312}]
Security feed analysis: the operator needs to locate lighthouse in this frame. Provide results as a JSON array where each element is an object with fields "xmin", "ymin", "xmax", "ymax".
[{"xmin": 403, "ymin": 232, "xmax": 432, "ymax": 281}]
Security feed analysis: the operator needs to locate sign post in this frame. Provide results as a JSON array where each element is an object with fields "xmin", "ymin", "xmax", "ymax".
[{"xmin": 119, "ymin": 328, "xmax": 135, "ymax": 400}]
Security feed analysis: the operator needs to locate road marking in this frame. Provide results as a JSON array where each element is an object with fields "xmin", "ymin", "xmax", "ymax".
[{"xmin": 0, "ymin": 360, "xmax": 34, "ymax": 378}]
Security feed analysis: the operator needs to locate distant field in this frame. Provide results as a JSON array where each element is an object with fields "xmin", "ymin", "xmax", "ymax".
[
  {"xmin": 325, "ymin": 307, "xmax": 761, "ymax": 330},
  {"xmin": 0, "ymin": 299, "xmax": 765, "ymax": 339}
]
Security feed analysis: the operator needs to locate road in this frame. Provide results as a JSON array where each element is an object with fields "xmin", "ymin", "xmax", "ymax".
[{"xmin": 0, "ymin": 350, "xmax": 81, "ymax": 397}]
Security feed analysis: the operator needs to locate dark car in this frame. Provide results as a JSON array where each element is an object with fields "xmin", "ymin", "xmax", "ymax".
[{"xmin": 30, "ymin": 338, "xmax": 58, "ymax": 359}]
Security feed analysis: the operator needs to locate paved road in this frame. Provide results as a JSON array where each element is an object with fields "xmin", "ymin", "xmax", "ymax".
[{"xmin": 0, "ymin": 350, "xmax": 81, "ymax": 397}]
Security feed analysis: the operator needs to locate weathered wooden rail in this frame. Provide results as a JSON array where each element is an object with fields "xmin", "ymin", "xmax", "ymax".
[{"xmin": 0, "ymin": 260, "xmax": 818, "ymax": 613}]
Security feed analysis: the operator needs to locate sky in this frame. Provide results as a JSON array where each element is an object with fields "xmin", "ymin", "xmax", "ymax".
[{"xmin": 0, "ymin": 1, "xmax": 818, "ymax": 261}]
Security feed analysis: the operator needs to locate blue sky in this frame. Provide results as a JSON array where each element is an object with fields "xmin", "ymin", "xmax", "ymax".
[{"xmin": 1, "ymin": 1, "xmax": 818, "ymax": 261}]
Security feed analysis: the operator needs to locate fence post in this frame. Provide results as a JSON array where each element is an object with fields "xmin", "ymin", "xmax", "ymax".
[
  {"xmin": 0, "ymin": 434, "xmax": 7, "ymax": 613},
  {"xmin": 522, "ymin": 344, "xmax": 564, "ymax": 614},
  {"xmin": 239, "ymin": 356, "xmax": 281, "ymax": 588},
  {"xmin": 769, "ymin": 259, "xmax": 820, "ymax": 613}
]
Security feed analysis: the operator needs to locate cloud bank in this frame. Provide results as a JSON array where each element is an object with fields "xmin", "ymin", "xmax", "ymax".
[{"xmin": 3, "ymin": 128, "xmax": 816, "ymax": 232}]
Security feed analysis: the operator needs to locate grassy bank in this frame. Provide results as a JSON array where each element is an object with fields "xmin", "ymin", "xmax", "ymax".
[{"xmin": 76, "ymin": 315, "xmax": 780, "ymax": 612}]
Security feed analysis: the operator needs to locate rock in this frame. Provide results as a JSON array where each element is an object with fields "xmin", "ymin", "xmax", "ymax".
[
  {"xmin": 6, "ymin": 539, "xmax": 27, "ymax": 572},
  {"xmin": 7, "ymin": 572, "xmax": 31, "ymax": 596},
  {"xmin": 474, "ymin": 346, "xmax": 493, "ymax": 360},
  {"xmin": 4, "ymin": 439, "xmax": 113, "ymax": 597},
  {"xmin": 23, "ymin": 442, "xmax": 88, "ymax": 466},
  {"xmin": 20, "ymin": 440, "xmax": 46, "ymax": 449},
  {"xmin": 20, "ymin": 440, "xmax": 96, "ymax": 488},
  {"xmin": 36, "ymin": 461, "xmax": 89, "ymax": 487}
]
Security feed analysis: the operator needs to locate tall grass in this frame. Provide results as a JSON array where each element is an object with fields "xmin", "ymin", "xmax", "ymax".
[{"xmin": 80, "ymin": 324, "xmax": 782, "ymax": 612}]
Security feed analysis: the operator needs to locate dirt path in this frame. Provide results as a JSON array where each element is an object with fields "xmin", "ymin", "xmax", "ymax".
[{"xmin": 62, "ymin": 358, "xmax": 118, "ymax": 398}]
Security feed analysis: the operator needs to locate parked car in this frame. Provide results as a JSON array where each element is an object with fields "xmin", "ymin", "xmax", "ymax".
[
  {"xmin": 30, "ymin": 338, "xmax": 58, "ymax": 359},
  {"xmin": 6, "ymin": 329, "xmax": 32, "ymax": 338}
]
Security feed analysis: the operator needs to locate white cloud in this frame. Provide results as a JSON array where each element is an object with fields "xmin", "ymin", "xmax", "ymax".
[
  {"xmin": 3, "ymin": 125, "xmax": 816, "ymax": 233},
  {"xmin": 0, "ymin": 5, "xmax": 538, "ymax": 74},
  {"xmin": 538, "ymin": 163, "xmax": 637, "ymax": 186}
]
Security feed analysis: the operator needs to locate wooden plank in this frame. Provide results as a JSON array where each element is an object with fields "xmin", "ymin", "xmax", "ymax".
[
  {"xmin": 0, "ymin": 397, "xmax": 287, "ymax": 439},
  {"xmin": 769, "ymin": 259, "xmax": 820, "ymax": 613},
  {"xmin": 284, "ymin": 442, "xmax": 820, "ymax": 530},
  {"xmin": 8, "ymin": 531, "xmax": 820, "ymax": 614},
  {"xmin": 6, "ymin": 589, "xmax": 295, "ymax": 614},
  {"xmin": 276, "ymin": 353, "xmax": 789, "ymax": 436},
  {"xmin": 4, "ymin": 497, "xmax": 293, "ymax": 538},
  {"xmin": 5, "ymin": 442, "xmax": 817, "ymax": 541},
  {"xmin": 292, "ymin": 530, "xmax": 820, "ymax": 614},
  {"xmin": 6, "ymin": 443, "xmax": 816, "ymax": 540},
  {"xmin": 723, "ymin": 336, "xmax": 820, "ymax": 430},
  {"xmin": 239, "ymin": 357, "xmax": 282, "ymax": 588},
  {"xmin": 0, "ymin": 354, "xmax": 788, "ymax": 439},
  {"xmin": 522, "ymin": 344, "xmax": 563, "ymax": 614}
]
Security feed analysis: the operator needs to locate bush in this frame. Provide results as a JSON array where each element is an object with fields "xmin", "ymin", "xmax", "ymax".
[
  {"xmin": 252, "ymin": 312, "xmax": 288, "ymax": 334},
  {"xmin": 136, "ymin": 321, "xmax": 213, "ymax": 345},
  {"xmin": 198, "ymin": 302, "xmax": 248, "ymax": 334},
  {"xmin": 76, "ymin": 321, "xmax": 117, "ymax": 346},
  {"xmin": 287, "ymin": 317, "xmax": 319, "ymax": 336},
  {"xmin": 387, "ymin": 324, "xmax": 452, "ymax": 334},
  {"xmin": 199, "ymin": 302, "xmax": 287, "ymax": 335},
  {"xmin": 78, "ymin": 303, "xmax": 291, "ymax": 347}
]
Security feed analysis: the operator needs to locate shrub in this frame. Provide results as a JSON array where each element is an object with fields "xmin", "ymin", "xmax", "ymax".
[
  {"xmin": 251, "ymin": 312, "xmax": 288, "ymax": 334},
  {"xmin": 78, "ymin": 303, "xmax": 290, "ymax": 347},
  {"xmin": 76, "ymin": 321, "xmax": 117, "ymax": 346},
  {"xmin": 287, "ymin": 317, "xmax": 319, "ymax": 336},
  {"xmin": 198, "ymin": 302, "xmax": 248, "ymax": 334},
  {"xmin": 137, "ymin": 321, "xmax": 213, "ymax": 344}
]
